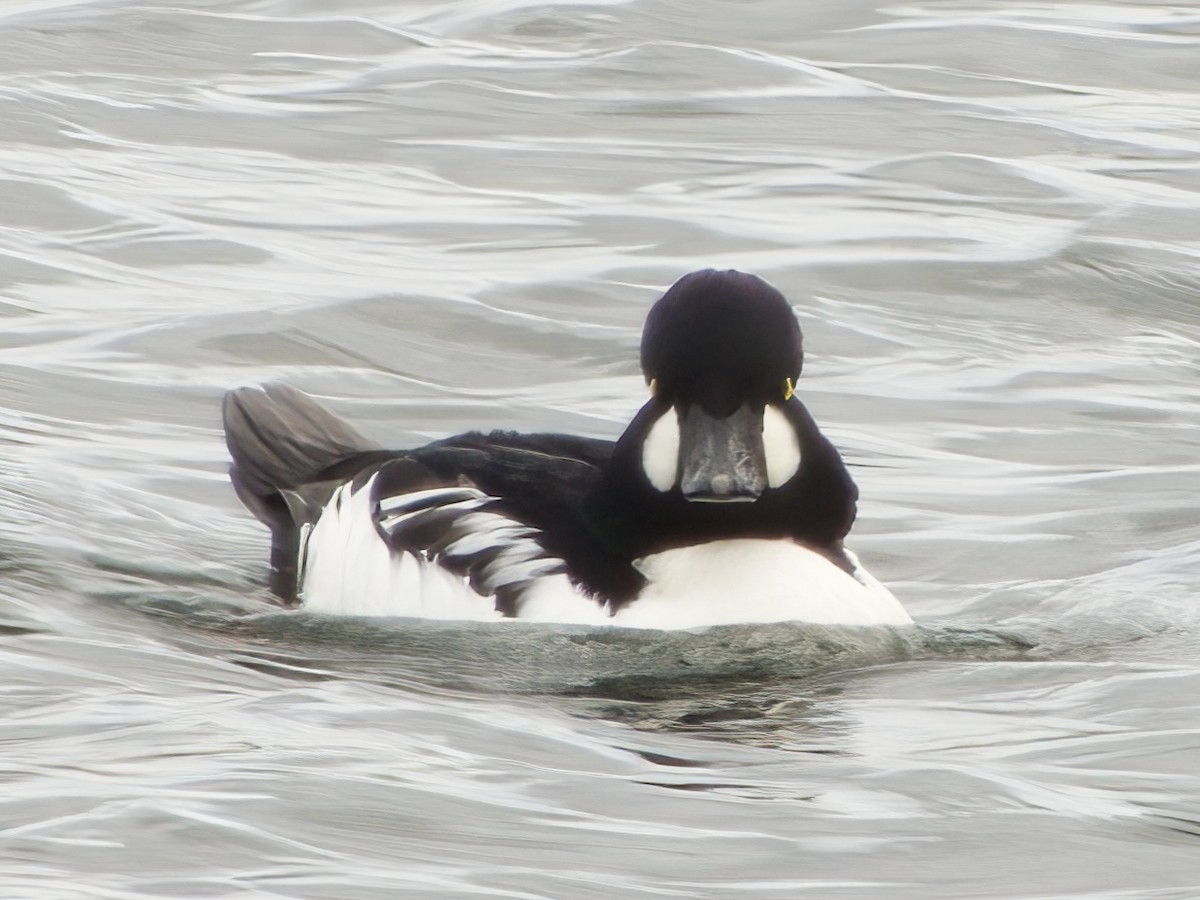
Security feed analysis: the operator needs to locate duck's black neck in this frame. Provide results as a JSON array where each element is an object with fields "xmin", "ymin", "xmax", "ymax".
[{"xmin": 588, "ymin": 399, "xmax": 858, "ymax": 561}]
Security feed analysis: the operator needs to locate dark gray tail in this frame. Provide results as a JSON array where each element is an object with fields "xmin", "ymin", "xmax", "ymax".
[
  {"xmin": 223, "ymin": 383, "xmax": 378, "ymax": 497},
  {"xmin": 223, "ymin": 383, "xmax": 381, "ymax": 603}
]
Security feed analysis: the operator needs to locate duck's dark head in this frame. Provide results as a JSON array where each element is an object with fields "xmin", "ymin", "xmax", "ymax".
[{"xmin": 635, "ymin": 269, "xmax": 805, "ymax": 503}]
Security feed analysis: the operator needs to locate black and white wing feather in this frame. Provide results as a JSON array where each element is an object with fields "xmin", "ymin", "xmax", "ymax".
[
  {"xmin": 374, "ymin": 479, "xmax": 571, "ymax": 616},
  {"xmin": 298, "ymin": 465, "xmax": 608, "ymax": 623}
]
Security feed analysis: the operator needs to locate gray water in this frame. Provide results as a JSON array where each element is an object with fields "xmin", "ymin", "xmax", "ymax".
[{"xmin": 2, "ymin": 0, "xmax": 1199, "ymax": 897}]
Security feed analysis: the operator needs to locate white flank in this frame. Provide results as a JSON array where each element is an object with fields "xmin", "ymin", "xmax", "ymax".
[
  {"xmin": 614, "ymin": 539, "xmax": 912, "ymax": 629},
  {"xmin": 298, "ymin": 476, "xmax": 608, "ymax": 623},
  {"xmin": 641, "ymin": 408, "xmax": 680, "ymax": 492},
  {"xmin": 301, "ymin": 479, "xmax": 501, "ymax": 620},
  {"xmin": 507, "ymin": 573, "xmax": 611, "ymax": 626},
  {"xmin": 762, "ymin": 405, "xmax": 801, "ymax": 487}
]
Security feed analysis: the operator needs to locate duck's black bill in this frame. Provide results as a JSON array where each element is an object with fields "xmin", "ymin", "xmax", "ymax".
[{"xmin": 678, "ymin": 403, "xmax": 767, "ymax": 502}]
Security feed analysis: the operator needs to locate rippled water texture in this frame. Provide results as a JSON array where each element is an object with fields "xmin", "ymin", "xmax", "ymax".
[{"xmin": 2, "ymin": 1, "xmax": 1199, "ymax": 897}]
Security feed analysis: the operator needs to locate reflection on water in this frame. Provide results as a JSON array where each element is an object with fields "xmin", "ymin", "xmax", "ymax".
[{"xmin": 1, "ymin": 0, "xmax": 1200, "ymax": 896}]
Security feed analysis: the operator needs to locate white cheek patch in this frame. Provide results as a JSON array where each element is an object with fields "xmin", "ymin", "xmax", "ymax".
[
  {"xmin": 641, "ymin": 407, "xmax": 681, "ymax": 492},
  {"xmin": 762, "ymin": 404, "xmax": 801, "ymax": 487}
]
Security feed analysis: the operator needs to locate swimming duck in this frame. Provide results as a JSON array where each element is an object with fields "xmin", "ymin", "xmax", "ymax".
[{"xmin": 223, "ymin": 269, "xmax": 911, "ymax": 628}]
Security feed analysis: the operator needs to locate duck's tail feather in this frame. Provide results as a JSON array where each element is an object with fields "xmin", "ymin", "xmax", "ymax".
[
  {"xmin": 223, "ymin": 383, "xmax": 378, "ymax": 495},
  {"xmin": 223, "ymin": 383, "xmax": 383, "ymax": 603}
]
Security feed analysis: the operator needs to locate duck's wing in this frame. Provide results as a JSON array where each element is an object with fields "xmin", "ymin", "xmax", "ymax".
[
  {"xmin": 223, "ymin": 384, "xmax": 630, "ymax": 617},
  {"xmin": 311, "ymin": 461, "xmax": 593, "ymax": 619}
]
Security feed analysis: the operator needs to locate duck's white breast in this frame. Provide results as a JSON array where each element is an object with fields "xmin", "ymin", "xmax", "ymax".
[{"xmin": 612, "ymin": 539, "xmax": 912, "ymax": 629}]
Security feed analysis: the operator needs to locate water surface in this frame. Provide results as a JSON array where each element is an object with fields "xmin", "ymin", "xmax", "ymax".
[{"xmin": 2, "ymin": 0, "xmax": 1199, "ymax": 897}]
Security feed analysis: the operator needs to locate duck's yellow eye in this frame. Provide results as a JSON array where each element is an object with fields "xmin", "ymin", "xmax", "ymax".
[{"xmin": 783, "ymin": 377, "xmax": 795, "ymax": 401}]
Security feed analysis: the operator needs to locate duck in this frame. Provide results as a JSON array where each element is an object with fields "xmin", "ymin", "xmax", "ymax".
[{"xmin": 223, "ymin": 269, "xmax": 911, "ymax": 629}]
